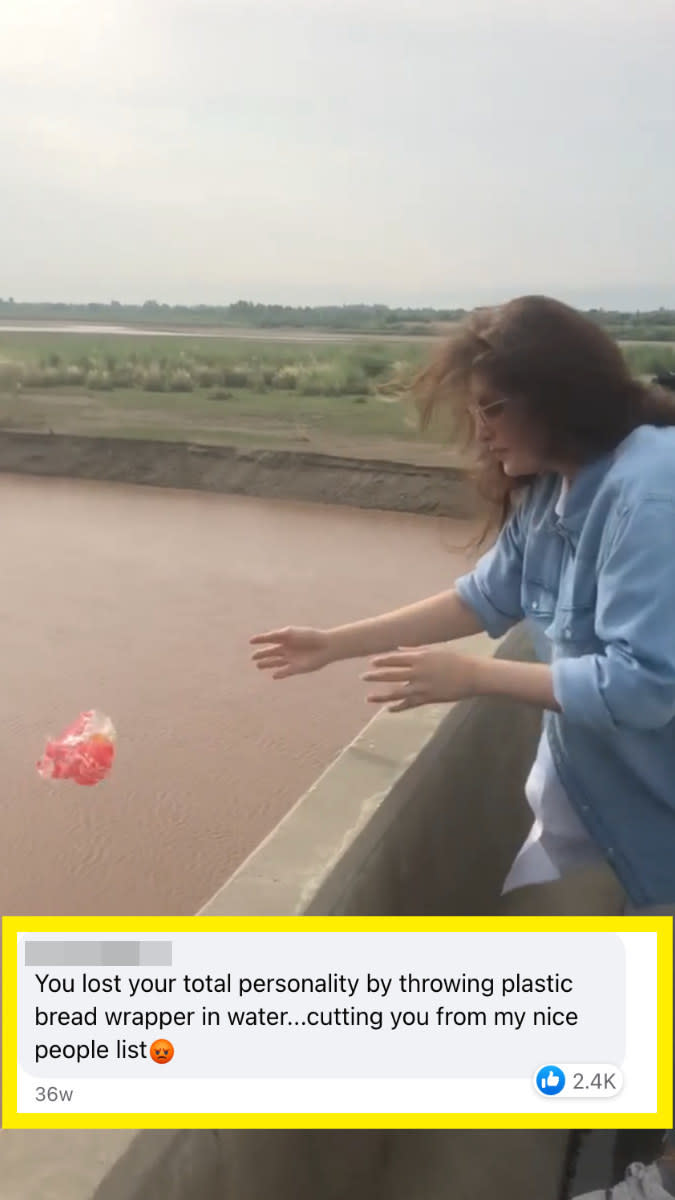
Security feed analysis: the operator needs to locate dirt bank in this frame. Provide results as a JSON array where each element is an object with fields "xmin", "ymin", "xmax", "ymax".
[{"xmin": 0, "ymin": 431, "xmax": 476, "ymax": 517}]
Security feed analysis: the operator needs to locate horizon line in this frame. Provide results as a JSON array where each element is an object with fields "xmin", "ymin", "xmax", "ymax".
[{"xmin": 1, "ymin": 298, "xmax": 675, "ymax": 317}]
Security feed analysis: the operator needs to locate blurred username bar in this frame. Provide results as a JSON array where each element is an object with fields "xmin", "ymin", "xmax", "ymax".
[{"xmin": 24, "ymin": 941, "xmax": 172, "ymax": 967}]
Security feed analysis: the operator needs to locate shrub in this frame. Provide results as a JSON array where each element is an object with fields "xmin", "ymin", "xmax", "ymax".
[
  {"xmin": 194, "ymin": 366, "xmax": 221, "ymax": 388},
  {"xmin": 168, "ymin": 369, "xmax": 194, "ymax": 392},
  {"xmin": 28, "ymin": 366, "xmax": 67, "ymax": 387},
  {"xmin": 293, "ymin": 362, "xmax": 368, "ymax": 396},
  {"xmin": 375, "ymin": 359, "xmax": 417, "ymax": 399},
  {"xmin": 0, "ymin": 361, "xmax": 25, "ymax": 391},
  {"xmin": 298, "ymin": 367, "xmax": 330, "ymax": 395},
  {"xmin": 623, "ymin": 345, "xmax": 675, "ymax": 376},
  {"xmin": 222, "ymin": 368, "xmax": 249, "ymax": 388},
  {"xmin": 86, "ymin": 370, "xmax": 113, "ymax": 390},
  {"xmin": 142, "ymin": 365, "xmax": 167, "ymax": 392},
  {"xmin": 111, "ymin": 363, "xmax": 136, "ymax": 388},
  {"xmin": 328, "ymin": 367, "xmax": 369, "ymax": 396},
  {"xmin": 273, "ymin": 366, "xmax": 299, "ymax": 390},
  {"xmin": 352, "ymin": 348, "xmax": 391, "ymax": 378}
]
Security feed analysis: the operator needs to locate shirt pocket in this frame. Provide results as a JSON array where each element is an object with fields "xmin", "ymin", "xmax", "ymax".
[
  {"xmin": 551, "ymin": 553, "xmax": 600, "ymax": 653},
  {"xmin": 548, "ymin": 603, "xmax": 598, "ymax": 653},
  {"xmin": 521, "ymin": 577, "xmax": 557, "ymax": 621}
]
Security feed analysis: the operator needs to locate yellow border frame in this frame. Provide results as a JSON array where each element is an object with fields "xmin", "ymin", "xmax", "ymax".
[{"xmin": 3, "ymin": 915, "xmax": 672, "ymax": 1131}]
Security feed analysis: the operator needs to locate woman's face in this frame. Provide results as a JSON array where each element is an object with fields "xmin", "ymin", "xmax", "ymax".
[{"xmin": 468, "ymin": 374, "xmax": 546, "ymax": 477}]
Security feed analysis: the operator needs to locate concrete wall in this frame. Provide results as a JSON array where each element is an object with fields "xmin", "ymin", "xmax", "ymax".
[
  {"xmin": 1, "ymin": 626, "xmax": 626, "ymax": 1200},
  {"xmin": 0, "ymin": 1128, "xmax": 572, "ymax": 1200}
]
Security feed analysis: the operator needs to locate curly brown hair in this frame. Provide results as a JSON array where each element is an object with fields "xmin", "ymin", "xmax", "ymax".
[{"xmin": 413, "ymin": 295, "xmax": 675, "ymax": 538}]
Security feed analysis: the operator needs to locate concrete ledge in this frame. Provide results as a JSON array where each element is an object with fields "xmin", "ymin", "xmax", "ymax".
[
  {"xmin": 0, "ymin": 1128, "xmax": 574, "ymax": 1200},
  {"xmin": 0, "ymin": 1131, "xmax": 138, "ymax": 1200},
  {"xmin": 92, "ymin": 1131, "xmax": 224, "ymax": 1200},
  {"xmin": 0, "ymin": 1130, "xmax": 226, "ymax": 1200}
]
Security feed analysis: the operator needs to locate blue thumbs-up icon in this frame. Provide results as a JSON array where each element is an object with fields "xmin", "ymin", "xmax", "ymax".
[{"xmin": 536, "ymin": 1066, "xmax": 566, "ymax": 1096}]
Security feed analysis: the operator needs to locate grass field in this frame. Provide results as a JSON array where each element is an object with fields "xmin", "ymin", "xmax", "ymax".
[
  {"xmin": 1, "ymin": 329, "xmax": 674, "ymax": 459},
  {"xmin": 0, "ymin": 331, "xmax": 431, "ymax": 454}
]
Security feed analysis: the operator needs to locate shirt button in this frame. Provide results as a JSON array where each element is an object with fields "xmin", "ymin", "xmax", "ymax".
[
  {"xmin": 607, "ymin": 848, "xmax": 615, "ymax": 859},
  {"xmin": 564, "ymin": 629, "xmax": 572, "ymax": 639},
  {"xmin": 532, "ymin": 600, "xmax": 538, "ymax": 610}
]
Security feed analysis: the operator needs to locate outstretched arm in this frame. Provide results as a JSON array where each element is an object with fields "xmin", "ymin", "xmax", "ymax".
[{"xmin": 328, "ymin": 589, "xmax": 483, "ymax": 660}]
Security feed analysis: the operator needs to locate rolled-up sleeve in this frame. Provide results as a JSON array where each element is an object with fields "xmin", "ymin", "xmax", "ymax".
[
  {"xmin": 552, "ymin": 498, "xmax": 675, "ymax": 731},
  {"xmin": 454, "ymin": 507, "xmax": 526, "ymax": 638}
]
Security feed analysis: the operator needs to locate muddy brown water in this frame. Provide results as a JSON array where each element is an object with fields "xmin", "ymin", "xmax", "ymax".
[{"xmin": 0, "ymin": 475, "xmax": 476, "ymax": 916}]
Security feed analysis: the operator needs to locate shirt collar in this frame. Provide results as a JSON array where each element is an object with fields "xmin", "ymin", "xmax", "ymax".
[
  {"xmin": 552, "ymin": 451, "xmax": 614, "ymax": 538},
  {"xmin": 554, "ymin": 477, "xmax": 569, "ymax": 517}
]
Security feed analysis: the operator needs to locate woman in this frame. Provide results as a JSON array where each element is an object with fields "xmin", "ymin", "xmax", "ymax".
[{"xmin": 250, "ymin": 296, "xmax": 675, "ymax": 908}]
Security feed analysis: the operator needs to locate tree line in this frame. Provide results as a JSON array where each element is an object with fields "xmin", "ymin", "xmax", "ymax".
[{"xmin": 0, "ymin": 298, "xmax": 673, "ymax": 340}]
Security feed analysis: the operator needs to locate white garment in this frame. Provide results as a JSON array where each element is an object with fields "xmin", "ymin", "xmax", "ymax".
[
  {"xmin": 573, "ymin": 1162, "xmax": 674, "ymax": 1200},
  {"xmin": 502, "ymin": 479, "xmax": 604, "ymax": 894},
  {"xmin": 502, "ymin": 726, "xmax": 604, "ymax": 892}
]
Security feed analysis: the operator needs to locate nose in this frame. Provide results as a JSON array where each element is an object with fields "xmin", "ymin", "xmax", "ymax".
[{"xmin": 475, "ymin": 414, "xmax": 492, "ymax": 443}]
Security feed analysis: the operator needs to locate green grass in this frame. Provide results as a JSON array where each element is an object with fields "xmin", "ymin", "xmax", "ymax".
[
  {"xmin": 1, "ymin": 330, "xmax": 673, "ymax": 451},
  {"xmin": 619, "ymin": 343, "xmax": 675, "ymax": 376},
  {"xmin": 0, "ymin": 332, "xmax": 428, "ymax": 446},
  {"xmin": 0, "ymin": 383, "xmax": 416, "ymax": 440},
  {"xmin": 0, "ymin": 331, "xmax": 424, "ymax": 383}
]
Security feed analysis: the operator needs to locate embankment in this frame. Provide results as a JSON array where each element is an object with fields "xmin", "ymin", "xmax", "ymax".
[{"xmin": 0, "ymin": 431, "xmax": 476, "ymax": 517}]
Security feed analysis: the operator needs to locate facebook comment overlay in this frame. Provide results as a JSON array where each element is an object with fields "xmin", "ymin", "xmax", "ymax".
[{"xmin": 7, "ymin": 924, "xmax": 664, "ymax": 1123}]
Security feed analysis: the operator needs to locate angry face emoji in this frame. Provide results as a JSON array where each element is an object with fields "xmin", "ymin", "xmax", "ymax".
[{"xmin": 149, "ymin": 1039, "xmax": 174, "ymax": 1065}]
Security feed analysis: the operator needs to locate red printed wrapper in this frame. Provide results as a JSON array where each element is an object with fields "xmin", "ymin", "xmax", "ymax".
[{"xmin": 37, "ymin": 711, "xmax": 116, "ymax": 787}]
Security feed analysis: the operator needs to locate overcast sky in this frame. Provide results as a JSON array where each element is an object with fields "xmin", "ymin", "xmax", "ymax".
[{"xmin": 2, "ymin": 0, "xmax": 674, "ymax": 308}]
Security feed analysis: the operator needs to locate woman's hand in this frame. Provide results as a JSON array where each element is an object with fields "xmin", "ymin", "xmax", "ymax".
[
  {"xmin": 362, "ymin": 647, "xmax": 560, "ymax": 714},
  {"xmin": 250, "ymin": 627, "xmax": 334, "ymax": 679},
  {"xmin": 361, "ymin": 646, "xmax": 478, "ymax": 712}
]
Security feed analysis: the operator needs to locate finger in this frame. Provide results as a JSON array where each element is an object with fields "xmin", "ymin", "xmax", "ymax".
[
  {"xmin": 389, "ymin": 690, "xmax": 426, "ymax": 712},
  {"xmin": 366, "ymin": 686, "xmax": 410, "ymax": 704},
  {"xmin": 370, "ymin": 653, "xmax": 419, "ymax": 669},
  {"xmin": 256, "ymin": 657, "xmax": 287, "ymax": 671},
  {"xmin": 252, "ymin": 647, "xmax": 285, "ymax": 662},
  {"xmin": 361, "ymin": 669, "xmax": 412, "ymax": 683},
  {"xmin": 250, "ymin": 630, "xmax": 288, "ymax": 645},
  {"xmin": 272, "ymin": 666, "xmax": 297, "ymax": 680}
]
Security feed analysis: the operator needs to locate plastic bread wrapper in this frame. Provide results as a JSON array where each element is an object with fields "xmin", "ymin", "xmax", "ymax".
[{"xmin": 37, "ymin": 710, "xmax": 116, "ymax": 786}]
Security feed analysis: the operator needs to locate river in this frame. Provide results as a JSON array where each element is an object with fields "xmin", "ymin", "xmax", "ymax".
[
  {"xmin": 0, "ymin": 321, "xmax": 436, "ymax": 343},
  {"xmin": 0, "ymin": 475, "xmax": 475, "ymax": 916}
]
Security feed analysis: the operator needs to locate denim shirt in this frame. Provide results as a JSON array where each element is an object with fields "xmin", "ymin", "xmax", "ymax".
[{"xmin": 454, "ymin": 424, "xmax": 675, "ymax": 906}]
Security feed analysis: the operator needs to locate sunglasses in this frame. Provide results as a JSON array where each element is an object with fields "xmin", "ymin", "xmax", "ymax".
[{"xmin": 468, "ymin": 396, "xmax": 511, "ymax": 425}]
